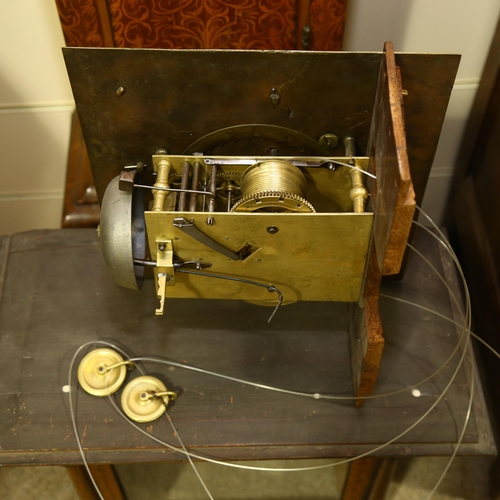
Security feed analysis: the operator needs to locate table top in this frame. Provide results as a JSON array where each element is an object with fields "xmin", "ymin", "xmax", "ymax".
[{"xmin": 0, "ymin": 228, "xmax": 495, "ymax": 466}]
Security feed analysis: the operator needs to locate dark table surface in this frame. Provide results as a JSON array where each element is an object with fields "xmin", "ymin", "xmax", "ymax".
[{"xmin": 0, "ymin": 228, "xmax": 495, "ymax": 466}]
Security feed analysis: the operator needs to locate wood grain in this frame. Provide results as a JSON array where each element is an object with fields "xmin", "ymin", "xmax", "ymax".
[
  {"xmin": 349, "ymin": 243, "xmax": 384, "ymax": 407},
  {"xmin": 0, "ymin": 228, "xmax": 493, "ymax": 466},
  {"xmin": 349, "ymin": 43, "xmax": 421, "ymax": 405},
  {"xmin": 108, "ymin": 0, "xmax": 297, "ymax": 49},
  {"xmin": 309, "ymin": 0, "xmax": 348, "ymax": 51},
  {"xmin": 55, "ymin": 0, "xmax": 111, "ymax": 47},
  {"xmin": 67, "ymin": 465, "xmax": 126, "ymax": 500},
  {"xmin": 295, "ymin": 0, "xmax": 310, "ymax": 49},
  {"xmin": 61, "ymin": 113, "xmax": 100, "ymax": 228},
  {"xmin": 341, "ymin": 457, "xmax": 382, "ymax": 500},
  {"xmin": 369, "ymin": 42, "xmax": 416, "ymax": 276}
]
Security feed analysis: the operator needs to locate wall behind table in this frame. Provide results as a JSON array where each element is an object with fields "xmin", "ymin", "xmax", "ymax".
[
  {"xmin": 343, "ymin": 0, "xmax": 500, "ymax": 223},
  {"xmin": 0, "ymin": 0, "xmax": 73, "ymax": 236},
  {"xmin": 0, "ymin": 0, "xmax": 499, "ymax": 236}
]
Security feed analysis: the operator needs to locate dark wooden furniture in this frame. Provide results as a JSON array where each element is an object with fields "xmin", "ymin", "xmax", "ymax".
[
  {"xmin": 55, "ymin": 0, "xmax": 349, "ymax": 227},
  {"xmin": 61, "ymin": 113, "xmax": 100, "ymax": 228},
  {"xmin": 0, "ymin": 227, "xmax": 495, "ymax": 499},
  {"xmin": 55, "ymin": 0, "xmax": 347, "ymax": 51},
  {"xmin": 446, "ymin": 15, "xmax": 500, "ymax": 498}
]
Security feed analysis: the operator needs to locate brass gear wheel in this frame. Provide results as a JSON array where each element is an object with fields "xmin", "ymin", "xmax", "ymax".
[
  {"xmin": 217, "ymin": 171, "xmax": 241, "ymax": 180},
  {"xmin": 217, "ymin": 171, "xmax": 242, "ymax": 204},
  {"xmin": 231, "ymin": 190, "xmax": 316, "ymax": 213},
  {"xmin": 167, "ymin": 172, "xmax": 183, "ymax": 185}
]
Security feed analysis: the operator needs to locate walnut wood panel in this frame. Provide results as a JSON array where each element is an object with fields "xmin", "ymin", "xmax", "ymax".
[
  {"xmin": 55, "ymin": 0, "xmax": 349, "ymax": 51},
  {"xmin": 55, "ymin": 0, "xmax": 114, "ymax": 47},
  {"xmin": 295, "ymin": 0, "xmax": 349, "ymax": 50},
  {"xmin": 309, "ymin": 0, "xmax": 348, "ymax": 51},
  {"xmin": 107, "ymin": 0, "xmax": 297, "ymax": 49}
]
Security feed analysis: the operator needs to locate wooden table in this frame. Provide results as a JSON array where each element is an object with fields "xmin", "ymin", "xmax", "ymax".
[{"xmin": 0, "ymin": 228, "xmax": 495, "ymax": 499}]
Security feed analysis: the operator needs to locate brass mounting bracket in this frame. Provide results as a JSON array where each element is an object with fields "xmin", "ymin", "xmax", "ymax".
[{"xmin": 155, "ymin": 239, "xmax": 175, "ymax": 316}]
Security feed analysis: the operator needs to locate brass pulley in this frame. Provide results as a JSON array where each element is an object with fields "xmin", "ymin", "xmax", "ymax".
[
  {"xmin": 77, "ymin": 349, "xmax": 177, "ymax": 423},
  {"xmin": 121, "ymin": 375, "xmax": 177, "ymax": 423},
  {"xmin": 77, "ymin": 348, "xmax": 131, "ymax": 397}
]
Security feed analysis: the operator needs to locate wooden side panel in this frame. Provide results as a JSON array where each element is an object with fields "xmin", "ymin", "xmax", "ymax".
[
  {"xmin": 349, "ymin": 241, "xmax": 384, "ymax": 405},
  {"xmin": 350, "ymin": 43, "xmax": 417, "ymax": 405},
  {"xmin": 369, "ymin": 42, "xmax": 416, "ymax": 276}
]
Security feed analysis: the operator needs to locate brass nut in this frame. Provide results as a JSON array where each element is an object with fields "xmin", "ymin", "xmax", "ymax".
[
  {"xmin": 269, "ymin": 88, "xmax": 280, "ymax": 105},
  {"xmin": 319, "ymin": 134, "xmax": 339, "ymax": 150}
]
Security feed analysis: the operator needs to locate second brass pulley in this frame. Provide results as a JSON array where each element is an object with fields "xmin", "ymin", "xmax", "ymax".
[{"xmin": 121, "ymin": 375, "xmax": 176, "ymax": 423}]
